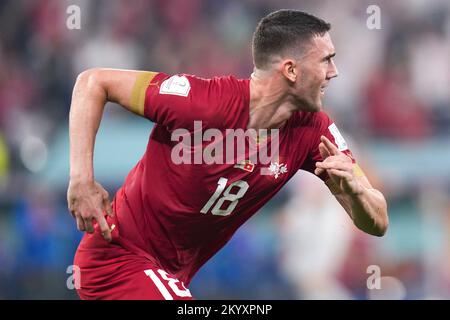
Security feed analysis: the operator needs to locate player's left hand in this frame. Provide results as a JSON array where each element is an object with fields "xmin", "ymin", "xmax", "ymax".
[{"xmin": 314, "ymin": 135, "xmax": 363, "ymax": 196}]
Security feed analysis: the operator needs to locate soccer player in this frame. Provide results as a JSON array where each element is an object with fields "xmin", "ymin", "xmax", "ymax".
[{"xmin": 67, "ymin": 10, "xmax": 388, "ymax": 300}]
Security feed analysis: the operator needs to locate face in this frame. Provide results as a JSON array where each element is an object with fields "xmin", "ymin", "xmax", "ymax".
[{"xmin": 287, "ymin": 32, "xmax": 339, "ymax": 111}]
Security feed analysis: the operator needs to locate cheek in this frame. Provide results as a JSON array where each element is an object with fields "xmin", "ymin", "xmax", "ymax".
[
  {"xmin": 306, "ymin": 70, "xmax": 325, "ymax": 88},
  {"xmin": 298, "ymin": 70, "xmax": 323, "ymax": 94},
  {"xmin": 300, "ymin": 73, "xmax": 315, "ymax": 89},
  {"xmin": 317, "ymin": 68, "xmax": 327, "ymax": 82}
]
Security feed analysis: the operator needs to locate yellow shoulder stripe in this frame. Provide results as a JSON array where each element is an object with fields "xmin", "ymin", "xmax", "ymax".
[{"xmin": 130, "ymin": 71, "xmax": 158, "ymax": 116}]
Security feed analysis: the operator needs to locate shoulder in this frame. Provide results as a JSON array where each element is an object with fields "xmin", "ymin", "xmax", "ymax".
[
  {"xmin": 148, "ymin": 73, "xmax": 249, "ymax": 129},
  {"xmin": 185, "ymin": 74, "xmax": 249, "ymax": 102},
  {"xmin": 152, "ymin": 73, "xmax": 249, "ymax": 105},
  {"xmin": 184, "ymin": 74, "xmax": 250, "ymax": 128}
]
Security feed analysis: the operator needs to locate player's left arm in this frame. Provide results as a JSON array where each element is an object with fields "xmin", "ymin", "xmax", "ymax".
[{"xmin": 315, "ymin": 135, "xmax": 388, "ymax": 237}]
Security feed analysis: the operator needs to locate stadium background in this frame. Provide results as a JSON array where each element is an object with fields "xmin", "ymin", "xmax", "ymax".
[{"xmin": 0, "ymin": 0, "xmax": 449, "ymax": 299}]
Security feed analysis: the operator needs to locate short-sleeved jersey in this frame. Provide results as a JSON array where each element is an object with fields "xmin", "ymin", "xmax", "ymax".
[{"xmin": 105, "ymin": 73, "xmax": 355, "ymax": 285}]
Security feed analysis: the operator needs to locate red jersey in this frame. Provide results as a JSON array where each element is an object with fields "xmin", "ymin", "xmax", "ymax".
[{"xmin": 78, "ymin": 73, "xmax": 355, "ymax": 288}]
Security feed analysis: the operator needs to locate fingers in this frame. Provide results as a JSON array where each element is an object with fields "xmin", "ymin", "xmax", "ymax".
[
  {"xmin": 315, "ymin": 140, "xmax": 332, "ymax": 176},
  {"xmin": 315, "ymin": 152, "xmax": 352, "ymax": 176},
  {"xmin": 76, "ymin": 215, "xmax": 86, "ymax": 231},
  {"xmin": 96, "ymin": 214, "xmax": 112, "ymax": 242},
  {"xmin": 316, "ymin": 159, "xmax": 353, "ymax": 172},
  {"xmin": 82, "ymin": 215, "xmax": 95, "ymax": 233},
  {"xmin": 320, "ymin": 135, "xmax": 340, "ymax": 156},
  {"xmin": 314, "ymin": 168, "xmax": 323, "ymax": 176},
  {"xmin": 103, "ymin": 196, "xmax": 114, "ymax": 218},
  {"xmin": 315, "ymin": 163, "xmax": 351, "ymax": 178},
  {"xmin": 78, "ymin": 210, "xmax": 112, "ymax": 242},
  {"xmin": 70, "ymin": 206, "xmax": 86, "ymax": 231},
  {"xmin": 67, "ymin": 181, "xmax": 113, "ymax": 241},
  {"xmin": 319, "ymin": 142, "xmax": 330, "ymax": 160},
  {"xmin": 327, "ymin": 168, "xmax": 353, "ymax": 180},
  {"xmin": 314, "ymin": 166, "xmax": 325, "ymax": 176},
  {"xmin": 75, "ymin": 210, "xmax": 112, "ymax": 242}
]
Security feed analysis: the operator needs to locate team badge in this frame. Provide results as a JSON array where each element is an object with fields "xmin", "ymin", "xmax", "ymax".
[
  {"xmin": 268, "ymin": 162, "xmax": 288, "ymax": 179},
  {"xmin": 159, "ymin": 75, "xmax": 191, "ymax": 97}
]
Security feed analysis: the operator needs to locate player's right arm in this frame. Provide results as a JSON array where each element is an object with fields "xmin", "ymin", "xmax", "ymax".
[
  {"xmin": 67, "ymin": 68, "xmax": 158, "ymax": 242},
  {"xmin": 68, "ymin": 68, "xmax": 234, "ymax": 241}
]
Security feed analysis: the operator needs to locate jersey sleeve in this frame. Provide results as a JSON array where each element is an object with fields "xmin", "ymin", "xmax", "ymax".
[
  {"xmin": 300, "ymin": 112, "xmax": 356, "ymax": 182},
  {"xmin": 137, "ymin": 72, "xmax": 247, "ymax": 131}
]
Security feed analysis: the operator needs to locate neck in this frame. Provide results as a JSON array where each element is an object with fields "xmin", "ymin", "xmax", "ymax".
[{"xmin": 248, "ymin": 69, "xmax": 298, "ymax": 130}]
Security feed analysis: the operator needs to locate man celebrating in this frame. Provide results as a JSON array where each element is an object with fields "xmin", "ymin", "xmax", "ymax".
[{"xmin": 67, "ymin": 10, "xmax": 388, "ymax": 300}]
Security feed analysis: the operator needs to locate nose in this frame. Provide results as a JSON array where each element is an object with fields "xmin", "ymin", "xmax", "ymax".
[{"xmin": 327, "ymin": 59, "xmax": 339, "ymax": 79}]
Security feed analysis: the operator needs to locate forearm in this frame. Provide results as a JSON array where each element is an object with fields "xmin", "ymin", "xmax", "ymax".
[
  {"xmin": 69, "ymin": 69, "xmax": 107, "ymax": 182},
  {"xmin": 335, "ymin": 187, "xmax": 388, "ymax": 236}
]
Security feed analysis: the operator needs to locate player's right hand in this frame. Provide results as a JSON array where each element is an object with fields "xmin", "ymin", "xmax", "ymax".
[{"xmin": 67, "ymin": 179, "xmax": 114, "ymax": 242}]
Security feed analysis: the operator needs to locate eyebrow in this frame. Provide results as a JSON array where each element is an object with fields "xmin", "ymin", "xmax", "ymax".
[{"xmin": 323, "ymin": 53, "xmax": 336, "ymax": 61}]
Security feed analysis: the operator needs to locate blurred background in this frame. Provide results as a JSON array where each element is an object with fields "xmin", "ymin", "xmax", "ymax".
[{"xmin": 0, "ymin": 0, "xmax": 449, "ymax": 299}]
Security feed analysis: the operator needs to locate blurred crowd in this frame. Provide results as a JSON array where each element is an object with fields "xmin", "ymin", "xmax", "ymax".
[{"xmin": 0, "ymin": 0, "xmax": 450, "ymax": 299}]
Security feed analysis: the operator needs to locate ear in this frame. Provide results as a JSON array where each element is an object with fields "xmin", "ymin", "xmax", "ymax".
[{"xmin": 281, "ymin": 59, "xmax": 297, "ymax": 83}]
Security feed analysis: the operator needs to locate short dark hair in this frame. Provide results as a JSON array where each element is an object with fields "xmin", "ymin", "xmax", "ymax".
[{"xmin": 252, "ymin": 10, "xmax": 331, "ymax": 69}]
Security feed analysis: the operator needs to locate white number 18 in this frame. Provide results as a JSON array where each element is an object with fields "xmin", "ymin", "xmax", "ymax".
[{"xmin": 200, "ymin": 177, "xmax": 249, "ymax": 216}]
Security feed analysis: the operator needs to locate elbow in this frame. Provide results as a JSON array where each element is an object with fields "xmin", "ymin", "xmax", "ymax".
[
  {"xmin": 375, "ymin": 201, "xmax": 389, "ymax": 237},
  {"xmin": 73, "ymin": 68, "xmax": 107, "ymax": 101},
  {"xmin": 354, "ymin": 211, "xmax": 389, "ymax": 237},
  {"xmin": 372, "ymin": 219, "xmax": 388, "ymax": 237},
  {"xmin": 363, "ymin": 194, "xmax": 389, "ymax": 237},
  {"xmin": 75, "ymin": 68, "xmax": 103, "ymax": 87}
]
